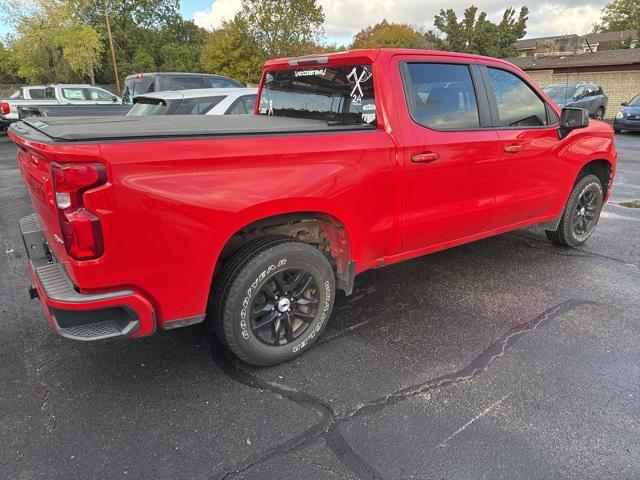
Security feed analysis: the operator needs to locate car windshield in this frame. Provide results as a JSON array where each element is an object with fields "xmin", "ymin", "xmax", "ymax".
[
  {"xmin": 543, "ymin": 85, "xmax": 576, "ymax": 99},
  {"xmin": 628, "ymin": 94, "xmax": 640, "ymax": 106},
  {"xmin": 259, "ymin": 64, "xmax": 377, "ymax": 126},
  {"xmin": 9, "ymin": 89, "xmax": 22, "ymax": 99},
  {"xmin": 128, "ymin": 99, "xmax": 168, "ymax": 116}
]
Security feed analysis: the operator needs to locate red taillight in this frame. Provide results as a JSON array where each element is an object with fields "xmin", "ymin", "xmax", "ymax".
[
  {"xmin": 51, "ymin": 163, "xmax": 107, "ymax": 260},
  {"xmin": 0, "ymin": 102, "xmax": 10, "ymax": 115}
]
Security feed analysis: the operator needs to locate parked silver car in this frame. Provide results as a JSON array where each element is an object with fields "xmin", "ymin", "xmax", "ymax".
[{"xmin": 543, "ymin": 83, "xmax": 608, "ymax": 119}]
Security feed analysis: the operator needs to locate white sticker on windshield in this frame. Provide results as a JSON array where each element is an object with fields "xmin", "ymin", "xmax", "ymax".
[
  {"xmin": 347, "ymin": 66, "xmax": 372, "ymax": 106},
  {"xmin": 294, "ymin": 69, "xmax": 327, "ymax": 77}
]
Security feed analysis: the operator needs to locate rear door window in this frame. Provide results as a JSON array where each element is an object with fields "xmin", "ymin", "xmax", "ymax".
[
  {"xmin": 29, "ymin": 88, "xmax": 46, "ymax": 100},
  {"xmin": 401, "ymin": 63, "xmax": 480, "ymax": 130},
  {"xmin": 226, "ymin": 95, "xmax": 257, "ymax": 115},
  {"xmin": 486, "ymin": 68, "xmax": 549, "ymax": 127},
  {"xmin": 210, "ymin": 78, "xmax": 239, "ymax": 88},
  {"xmin": 168, "ymin": 77, "xmax": 207, "ymax": 90},
  {"xmin": 61, "ymin": 88, "xmax": 86, "ymax": 101}
]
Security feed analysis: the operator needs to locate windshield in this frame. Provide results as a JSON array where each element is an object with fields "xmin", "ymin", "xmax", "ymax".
[
  {"xmin": 628, "ymin": 94, "xmax": 640, "ymax": 106},
  {"xmin": 543, "ymin": 85, "xmax": 576, "ymax": 100},
  {"xmin": 259, "ymin": 64, "xmax": 376, "ymax": 125},
  {"xmin": 9, "ymin": 89, "xmax": 22, "ymax": 99},
  {"xmin": 128, "ymin": 99, "xmax": 168, "ymax": 116}
]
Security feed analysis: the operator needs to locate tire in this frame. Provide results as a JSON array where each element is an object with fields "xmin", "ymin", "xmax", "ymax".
[
  {"xmin": 545, "ymin": 174, "xmax": 604, "ymax": 247},
  {"xmin": 210, "ymin": 237, "xmax": 335, "ymax": 366},
  {"xmin": 614, "ymin": 129, "xmax": 622, "ymax": 134},
  {"xmin": 594, "ymin": 107, "xmax": 605, "ymax": 120}
]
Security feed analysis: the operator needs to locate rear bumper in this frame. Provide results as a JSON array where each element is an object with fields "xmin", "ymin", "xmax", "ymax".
[{"xmin": 19, "ymin": 213, "xmax": 156, "ymax": 341}]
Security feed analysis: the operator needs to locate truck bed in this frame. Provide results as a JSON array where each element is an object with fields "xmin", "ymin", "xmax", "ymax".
[{"xmin": 14, "ymin": 115, "xmax": 375, "ymax": 142}]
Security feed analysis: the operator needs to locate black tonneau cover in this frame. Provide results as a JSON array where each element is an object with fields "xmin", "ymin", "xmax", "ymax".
[{"xmin": 19, "ymin": 115, "xmax": 374, "ymax": 142}]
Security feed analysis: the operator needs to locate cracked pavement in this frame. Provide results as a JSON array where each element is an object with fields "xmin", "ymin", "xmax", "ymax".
[{"xmin": 1, "ymin": 133, "xmax": 639, "ymax": 479}]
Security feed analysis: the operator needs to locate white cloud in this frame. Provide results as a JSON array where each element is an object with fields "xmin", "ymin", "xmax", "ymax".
[
  {"xmin": 192, "ymin": 0, "xmax": 607, "ymax": 43},
  {"xmin": 193, "ymin": 0, "xmax": 242, "ymax": 29}
]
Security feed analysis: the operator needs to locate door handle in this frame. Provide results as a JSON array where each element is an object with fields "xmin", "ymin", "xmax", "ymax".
[
  {"xmin": 504, "ymin": 144, "xmax": 522, "ymax": 154},
  {"xmin": 411, "ymin": 152, "xmax": 439, "ymax": 163}
]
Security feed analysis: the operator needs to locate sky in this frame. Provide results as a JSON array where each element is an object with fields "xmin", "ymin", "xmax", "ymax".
[{"xmin": 0, "ymin": 0, "xmax": 611, "ymax": 44}]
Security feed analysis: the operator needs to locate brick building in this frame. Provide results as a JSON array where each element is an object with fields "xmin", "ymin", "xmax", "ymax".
[{"xmin": 506, "ymin": 49, "xmax": 640, "ymax": 119}]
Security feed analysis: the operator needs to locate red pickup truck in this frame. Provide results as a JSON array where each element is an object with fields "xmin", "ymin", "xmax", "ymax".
[{"xmin": 11, "ymin": 49, "xmax": 616, "ymax": 366}]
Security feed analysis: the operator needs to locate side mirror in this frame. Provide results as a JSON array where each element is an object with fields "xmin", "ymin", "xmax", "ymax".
[
  {"xmin": 558, "ymin": 107, "xmax": 589, "ymax": 139},
  {"xmin": 620, "ymin": 101, "xmax": 628, "ymax": 106},
  {"xmin": 112, "ymin": 96, "xmax": 118, "ymax": 103}
]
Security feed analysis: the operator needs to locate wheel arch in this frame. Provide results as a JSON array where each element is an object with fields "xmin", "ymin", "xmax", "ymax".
[
  {"xmin": 576, "ymin": 158, "xmax": 613, "ymax": 195},
  {"xmin": 212, "ymin": 207, "xmax": 356, "ymax": 295}
]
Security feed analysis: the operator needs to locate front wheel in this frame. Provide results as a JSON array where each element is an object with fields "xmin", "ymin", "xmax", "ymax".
[
  {"xmin": 210, "ymin": 237, "xmax": 335, "ymax": 366},
  {"xmin": 545, "ymin": 174, "xmax": 604, "ymax": 247}
]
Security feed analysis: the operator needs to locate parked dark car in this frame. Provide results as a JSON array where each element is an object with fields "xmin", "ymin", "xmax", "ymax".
[
  {"xmin": 543, "ymin": 83, "xmax": 608, "ymax": 119},
  {"xmin": 613, "ymin": 93, "xmax": 640, "ymax": 133},
  {"xmin": 122, "ymin": 72, "xmax": 244, "ymax": 104}
]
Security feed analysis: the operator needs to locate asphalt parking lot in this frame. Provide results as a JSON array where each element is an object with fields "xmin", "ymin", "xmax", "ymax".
[{"xmin": 1, "ymin": 132, "xmax": 639, "ymax": 480}]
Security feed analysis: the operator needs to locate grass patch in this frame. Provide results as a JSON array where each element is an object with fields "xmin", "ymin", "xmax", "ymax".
[{"xmin": 620, "ymin": 200, "xmax": 640, "ymax": 208}]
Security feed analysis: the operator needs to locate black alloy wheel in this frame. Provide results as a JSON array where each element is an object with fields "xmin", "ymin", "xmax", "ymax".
[
  {"xmin": 573, "ymin": 187, "xmax": 599, "ymax": 237},
  {"xmin": 250, "ymin": 268, "xmax": 319, "ymax": 346},
  {"xmin": 545, "ymin": 174, "xmax": 604, "ymax": 247}
]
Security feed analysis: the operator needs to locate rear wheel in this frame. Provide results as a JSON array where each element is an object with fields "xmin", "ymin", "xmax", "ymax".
[
  {"xmin": 545, "ymin": 174, "xmax": 604, "ymax": 247},
  {"xmin": 210, "ymin": 237, "xmax": 335, "ymax": 366}
]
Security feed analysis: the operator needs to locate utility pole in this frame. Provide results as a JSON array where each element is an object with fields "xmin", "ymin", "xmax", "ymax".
[{"xmin": 104, "ymin": 9, "xmax": 121, "ymax": 96}]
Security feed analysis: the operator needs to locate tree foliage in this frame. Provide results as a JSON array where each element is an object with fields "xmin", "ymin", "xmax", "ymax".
[
  {"xmin": 426, "ymin": 6, "xmax": 529, "ymax": 58},
  {"xmin": 594, "ymin": 0, "xmax": 640, "ymax": 33},
  {"xmin": 0, "ymin": 41, "xmax": 21, "ymax": 82},
  {"xmin": 201, "ymin": 16, "xmax": 264, "ymax": 84},
  {"xmin": 351, "ymin": 20, "xmax": 433, "ymax": 50},
  {"xmin": 3, "ymin": 0, "xmax": 103, "ymax": 83},
  {"xmin": 0, "ymin": 0, "xmax": 207, "ymax": 84},
  {"xmin": 200, "ymin": 0, "xmax": 325, "ymax": 84}
]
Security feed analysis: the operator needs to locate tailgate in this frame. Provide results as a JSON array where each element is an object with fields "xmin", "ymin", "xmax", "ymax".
[
  {"xmin": 16, "ymin": 144, "xmax": 64, "ymax": 259},
  {"xmin": 10, "ymin": 121, "xmax": 104, "ymax": 266}
]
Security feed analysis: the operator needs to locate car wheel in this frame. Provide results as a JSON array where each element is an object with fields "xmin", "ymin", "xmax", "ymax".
[
  {"xmin": 594, "ymin": 107, "xmax": 605, "ymax": 120},
  {"xmin": 210, "ymin": 236, "xmax": 335, "ymax": 366},
  {"xmin": 614, "ymin": 129, "xmax": 621, "ymax": 134},
  {"xmin": 545, "ymin": 174, "xmax": 604, "ymax": 247}
]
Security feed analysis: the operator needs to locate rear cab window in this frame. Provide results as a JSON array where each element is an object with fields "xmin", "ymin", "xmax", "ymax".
[
  {"xmin": 127, "ymin": 98, "xmax": 168, "ymax": 116},
  {"xmin": 258, "ymin": 64, "xmax": 377, "ymax": 126}
]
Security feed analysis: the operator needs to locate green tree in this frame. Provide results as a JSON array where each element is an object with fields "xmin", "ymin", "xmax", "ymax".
[
  {"xmin": 201, "ymin": 16, "xmax": 264, "ymax": 84},
  {"xmin": 201, "ymin": 0, "xmax": 326, "ymax": 84},
  {"xmin": 594, "ymin": 0, "xmax": 640, "ymax": 32},
  {"xmin": 160, "ymin": 43, "xmax": 201, "ymax": 72},
  {"xmin": 3, "ymin": 0, "xmax": 103, "ymax": 83},
  {"xmin": 351, "ymin": 19, "xmax": 433, "ymax": 49},
  {"xmin": 0, "ymin": 41, "xmax": 22, "ymax": 83},
  {"xmin": 426, "ymin": 6, "xmax": 529, "ymax": 58}
]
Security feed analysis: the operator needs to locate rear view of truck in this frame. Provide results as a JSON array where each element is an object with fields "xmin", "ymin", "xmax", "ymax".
[{"xmin": 10, "ymin": 122, "xmax": 156, "ymax": 341}]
